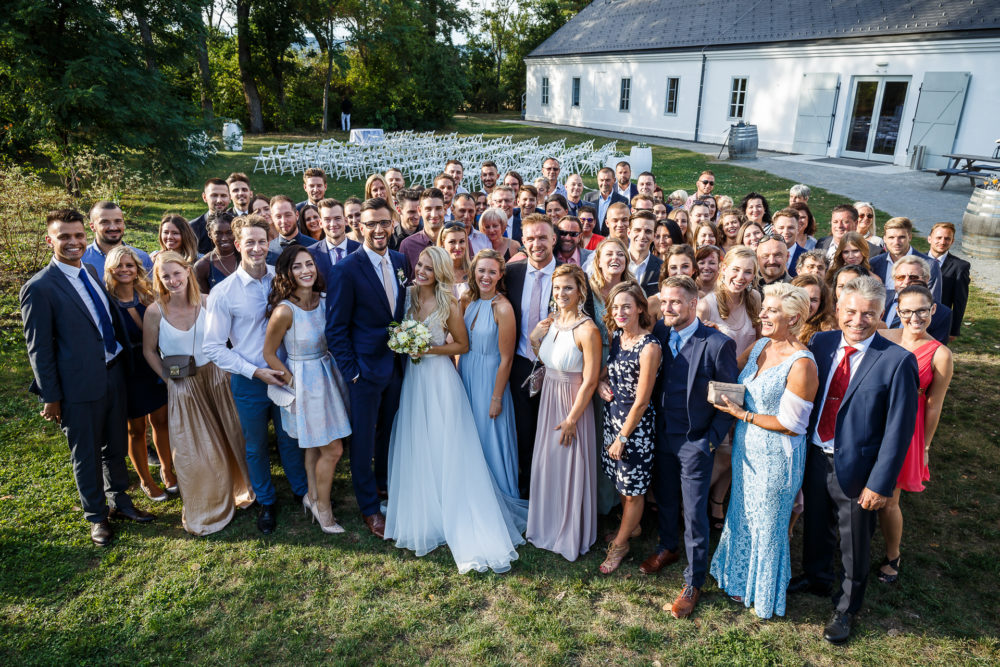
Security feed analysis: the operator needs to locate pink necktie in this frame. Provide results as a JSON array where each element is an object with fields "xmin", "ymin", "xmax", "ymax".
[
  {"xmin": 380, "ymin": 255, "xmax": 395, "ymax": 310},
  {"xmin": 526, "ymin": 270, "xmax": 544, "ymax": 358}
]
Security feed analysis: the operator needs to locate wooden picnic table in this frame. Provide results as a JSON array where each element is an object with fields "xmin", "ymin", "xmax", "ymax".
[{"xmin": 937, "ymin": 153, "xmax": 1000, "ymax": 190}]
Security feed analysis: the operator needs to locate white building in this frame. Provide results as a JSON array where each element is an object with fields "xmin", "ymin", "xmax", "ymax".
[{"xmin": 524, "ymin": 0, "xmax": 1000, "ymax": 168}]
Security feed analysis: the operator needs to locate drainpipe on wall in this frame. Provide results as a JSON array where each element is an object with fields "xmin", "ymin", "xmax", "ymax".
[{"xmin": 694, "ymin": 49, "xmax": 707, "ymax": 143}]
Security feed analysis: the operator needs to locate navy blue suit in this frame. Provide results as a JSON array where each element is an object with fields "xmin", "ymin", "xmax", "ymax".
[
  {"xmin": 651, "ymin": 319, "xmax": 738, "ymax": 588},
  {"xmin": 266, "ymin": 233, "xmax": 317, "ymax": 265},
  {"xmin": 510, "ymin": 210, "xmax": 523, "ymax": 242},
  {"xmin": 869, "ymin": 249, "xmax": 942, "ymax": 303},
  {"xmin": 939, "ymin": 253, "xmax": 970, "ymax": 338},
  {"xmin": 189, "ymin": 212, "xmax": 215, "ymax": 255},
  {"xmin": 326, "ymin": 247, "xmax": 407, "ymax": 516},
  {"xmin": 788, "ymin": 243, "xmax": 807, "ymax": 278},
  {"xmin": 308, "ymin": 238, "xmax": 361, "ymax": 288},
  {"xmin": 582, "ymin": 191, "xmax": 629, "ymax": 233},
  {"xmin": 802, "ymin": 331, "xmax": 918, "ymax": 614}
]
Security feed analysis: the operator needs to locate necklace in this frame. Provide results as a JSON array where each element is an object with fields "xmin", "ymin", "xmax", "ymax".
[{"xmin": 214, "ymin": 251, "xmax": 237, "ymax": 276}]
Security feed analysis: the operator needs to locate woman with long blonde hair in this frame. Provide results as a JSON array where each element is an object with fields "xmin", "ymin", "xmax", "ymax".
[
  {"xmin": 142, "ymin": 251, "xmax": 255, "ymax": 535},
  {"xmin": 104, "ymin": 245, "xmax": 175, "ymax": 500},
  {"xmin": 384, "ymin": 245, "xmax": 525, "ymax": 572}
]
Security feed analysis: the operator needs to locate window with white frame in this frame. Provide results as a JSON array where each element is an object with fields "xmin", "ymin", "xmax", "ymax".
[
  {"xmin": 620, "ymin": 78, "xmax": 631, "ymax": 112},
  {"xmin": 664, "ymin": 77, "xmax": 679, "ymax": 115},
  {"xmin": 541, "ymin": 77, "xmax": 549, "ymax": 105},
  {"xmin": 728, "ymin": 77, "xmax": 748, "ymax": 119},
  {"xmin": 571, "ymin": 77, "xmax": 580, "ymax": 107}
]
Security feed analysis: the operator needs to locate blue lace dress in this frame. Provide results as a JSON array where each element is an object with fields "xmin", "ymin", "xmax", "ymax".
[{"xmin": 710, "ymin": 338, "xmax": 814, "ymax": 618}]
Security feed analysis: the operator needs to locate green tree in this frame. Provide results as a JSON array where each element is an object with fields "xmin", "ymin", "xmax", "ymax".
[{"xmin": 0, "ymin": 0, "xmax": 208, "ymax": 184}]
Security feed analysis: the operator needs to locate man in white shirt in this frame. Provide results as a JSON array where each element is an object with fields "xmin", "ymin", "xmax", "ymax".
[
  {"xmin": 565, "ymin": 173, "xmax": 584, "ymax": 216},
  {"xmin": 614, "ymin": 160, "xmax": 638, "ymax": 201},
  {"xmin": 384, "ymin": 167, "xmax": 405, "ymax": 198},
  {"xmin": 454, "ymin": 192, "xmax": 490, "ymax": 255},
  {"xmin": 204, "ymin": 214, "xmax": 308, "ymax": 535},
  {"xmin": 683, "ymin": 170, "xmax": 716, "ymax": 210},
  {"xmin": 627, "ymin": 210, "xmax": 662, "ymax": 296},
  {"xmin": 445, "ymin": 159, "xmax": 467, "ymax": 194},
  {"xmin": 297, "ymin": 167, "xmax": 328, "ymax": 211},
  {"xmin": 543, "ymin": 157, "xmax": 566, "ymax": 197},
  {"xmin": 480, "ymin": 160, "xmax": 499, "ymax": 195},
  {"xmin": 433, "ymin": 172, "xmax": 456, "ymax": 221}
]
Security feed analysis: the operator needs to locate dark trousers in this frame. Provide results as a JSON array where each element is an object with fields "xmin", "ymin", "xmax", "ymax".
[
  {"xmin": 802, "ymin": 445, "xmax": 877, "ymax": 615},
  {"xmin": 347, "ymin": 373, "xmax": 402, "ymax": 516},
  {"xmin": 652, "ymin": 434, "xmax": 715, "ymax": 588},
  {"xmin": 60, "ymin": 362, "xmax": 132, "ymax": 523},
  {"xmin": 510, "ymin": 354, "xmax": 541, "ymax": 497}
]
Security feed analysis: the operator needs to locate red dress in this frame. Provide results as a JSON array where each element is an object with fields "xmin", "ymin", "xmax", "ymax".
[
  {"xmin": 585, "ymin": 234, "xmax": 605, "ymax": 251},
  {"xmin": 896, "ymin": 339, "xmax": 940, "ymax": 492}
]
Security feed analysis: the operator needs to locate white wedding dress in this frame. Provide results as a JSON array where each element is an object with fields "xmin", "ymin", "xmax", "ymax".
[{"xmin": 384, "ymin": 303, "xmax": 524, "ymax": 573}]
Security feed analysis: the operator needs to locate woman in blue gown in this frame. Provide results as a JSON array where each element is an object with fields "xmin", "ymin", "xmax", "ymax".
[
  {"xmin": 710, "ymin": 283, "xmax": 818, "ymax": 619},
  {"xmin": 459, "ymin": 250, "xmax": 529, "ymax": 531}
]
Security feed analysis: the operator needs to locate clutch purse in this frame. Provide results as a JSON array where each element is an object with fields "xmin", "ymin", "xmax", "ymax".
[
  {"xmin": 267, "ymin": 382, "xmax": 296, "ymax": 409},
  {"xmin": 521, "ymin": 359, "xmax": 545, "ymax": 398},
  {"xmin": 708, "ymin": 381, "xmax": 745, "ymax": 408}
]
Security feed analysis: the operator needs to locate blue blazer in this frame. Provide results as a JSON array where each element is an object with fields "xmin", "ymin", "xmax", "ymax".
[
  {"xmin": 266, "ymin": 233, "xmax": 317, "ymax": 265},
  {"xmin": 788, "ymin": 243, "xmax": 807, "ymax": 278},
  {"xmin": 653, "ymin": 320, "xmax": 738, "ymax": 455},
  {"xmin": 308, "ymin": 239, "xmax": 361, "ymax": 287},
  {"xmin": 869, "ymin": 249, "xmax": 942, "ymax": 303},
  {"xmin": 807, "ymin": 331, "xmax": 919, "ymax": 498},
  {"xmin": 325, "ymin": 247, "xmax": 408, "ymax": 384}
]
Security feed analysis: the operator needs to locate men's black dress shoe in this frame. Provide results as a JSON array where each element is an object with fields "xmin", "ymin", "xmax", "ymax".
[
  {"xmin": 91, "ymin": 520, "xmax": 113, "ymax": 546},
  {"xmin": 787, "ymin": 574, "xmax": 832, "ymax": 597},
  {"xmin": 110, "ymin": 506, "xmax": 156, "ymax": 523},
  {"xmin": 258, "ymin": 504, "xmax": 277, "ymax": 534},
  {"xmin": 823, "ymin": 611, "xmax": 854, "ymax": 645}
]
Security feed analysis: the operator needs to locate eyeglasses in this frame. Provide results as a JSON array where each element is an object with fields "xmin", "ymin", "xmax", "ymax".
[
  {"xmin": 361, "ymin": 219, "xmax": 393, "ymax": 230},
  {"xmin": 700, "ymin": 180, "xmax": 715, "ymax": 185},
  {"xmin": 898, "ymin": 307, "xmax": 931, "ymax": 319},
  {"xmin": 858, "ymin": 213, "xmax": 874, "ymax": 219},
  {"xmin": 558, "ymin": 230, "xmax": 581, "ymax": 238},
  {"xmin": 894, "ymin": 274, "xmax": 924, "ymax": 282}
]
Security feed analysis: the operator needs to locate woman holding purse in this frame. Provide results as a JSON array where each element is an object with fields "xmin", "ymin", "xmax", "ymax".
[{"xmin": 142, "ymin": 252, "xmax": 255, "ymax": 536}]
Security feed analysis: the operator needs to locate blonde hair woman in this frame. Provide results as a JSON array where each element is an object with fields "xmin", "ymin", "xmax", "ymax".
[
  {"xmin": 364, "ymin": 173, "xmax": 390, "ymax": 201},
  {"xmin": 384, "ymin": 246, "xmax": 525, "ymax": 573},
  {"xmin": 142, "ymin": 252, "xmax": 255, "ymax": 535},
  {"xmin": 104, "ymin": 245, "xmax": 175, "ymax": 500},
  {"xmin": 710, "ymin": 282, "xmax": 819, "ymax": 619},
  {"xmin": 437, "ymin": 221, "xmax": 470, "ymax": 299}
]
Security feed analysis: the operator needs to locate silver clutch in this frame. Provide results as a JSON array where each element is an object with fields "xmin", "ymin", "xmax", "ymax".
[{"xmin": 708, "ymin": 381, "xmax": 745, "ymax": 408}]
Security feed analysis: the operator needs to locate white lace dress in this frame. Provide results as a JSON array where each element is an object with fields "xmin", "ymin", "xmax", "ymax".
[{"xmin": 384, "ymin": 295, "xmax": 525, "ymax": 573}]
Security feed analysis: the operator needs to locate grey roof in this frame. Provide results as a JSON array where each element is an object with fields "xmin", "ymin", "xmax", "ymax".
[{"xmin": 527, "ymin": 0, "xmax": 1000, "ymax": 58}]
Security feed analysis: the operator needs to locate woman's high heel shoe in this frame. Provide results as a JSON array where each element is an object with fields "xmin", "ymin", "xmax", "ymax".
[
  {"xmin": 140, "ymin": 483, "xmax": 168, "ymax": 502},
  {"xmin": 599, "ymin": 541, "xmax": 630, "ymax": 574},
  {"xmin": 313, "ymin": 505, "xmax": 345, "ymax": 534},
  {"xmin": 303, "ymin": 494, "xmax": 315, "ymax": 521}
]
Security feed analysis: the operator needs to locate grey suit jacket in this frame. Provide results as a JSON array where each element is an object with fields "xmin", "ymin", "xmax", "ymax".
[{"xmin": 20, "ymin": 261, "xmax": 131, "ymax": 403}]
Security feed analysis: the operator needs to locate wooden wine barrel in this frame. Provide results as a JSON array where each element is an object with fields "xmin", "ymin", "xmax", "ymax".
[
  {"xmin": 962, "ymin": 187, "xmax": 1000, "ymax": 259},
  {"xmin": 728, "ymin": 124, "xmax": 758, "ymax": 159}
]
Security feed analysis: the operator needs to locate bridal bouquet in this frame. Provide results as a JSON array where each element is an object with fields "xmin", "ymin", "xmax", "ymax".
[{"xmin": 387, "ymin": 319, "xmax": 433, "ymax": 363}]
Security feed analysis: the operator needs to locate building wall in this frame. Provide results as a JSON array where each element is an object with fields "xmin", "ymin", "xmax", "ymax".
[{"xmin": 525, "ymin": 37, "xmax": 1000, "ymax": 166}]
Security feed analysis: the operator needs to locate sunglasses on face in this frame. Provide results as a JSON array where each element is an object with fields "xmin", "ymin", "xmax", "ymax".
[
  {"xmin": 557, "ymin": 230, "xmax": 581, "ymax": 238},
  {"xmin": 700, "ymin": 180, "xmax": 715, "ymax": 185}
]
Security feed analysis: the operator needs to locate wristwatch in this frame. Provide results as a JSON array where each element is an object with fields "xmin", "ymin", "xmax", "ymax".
[{"xmin": 618, "ymin": 434, "xmax": 627, "ymax": 444}]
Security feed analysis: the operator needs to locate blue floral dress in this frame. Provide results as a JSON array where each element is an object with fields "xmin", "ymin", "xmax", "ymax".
[
  {"xmin": 710, "ymin": 338, "xmax": 814, "ymax": 618},
  {"xmin": 601, "ymin": 330, "xmax": 660, "ymax": 496}
]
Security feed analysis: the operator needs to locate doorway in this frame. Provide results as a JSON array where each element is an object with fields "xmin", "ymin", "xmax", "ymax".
[{"xmin": 842, "ymin": 77, "xmax": 910, "ymax": 162}]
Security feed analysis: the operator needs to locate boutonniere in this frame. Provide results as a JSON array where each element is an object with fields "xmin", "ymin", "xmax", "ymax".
[{"xmin": 396, "ymin": 268, "xmax": 406, "ymax": 286}]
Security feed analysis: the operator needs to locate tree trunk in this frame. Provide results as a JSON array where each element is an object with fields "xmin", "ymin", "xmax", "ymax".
[
  {"xmin": 196, "ymin": 20, "xmax": 214, "ymax": 122},
  {"xmin": 321, "ymin": 26, "xmax": 333, "ymax": 133},
  {"xmin": 135, "ymin": 11, "xmax": 158, "ymax": 73},
  {"xmin": 236, "ymin": 0, "xmax": 264, "ymax": 133}
]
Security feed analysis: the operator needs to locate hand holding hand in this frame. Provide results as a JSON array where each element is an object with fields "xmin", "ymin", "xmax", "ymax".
[
  {"xmin": 858, "ymin": 487, "xmax": 890, "ymax": 511},
  {"xmin": 597, "ymin": 380, "xmax": 614, "ymax": 402},
  {"xmin": 253, "ymin": 367, "xmax": 286, "ymax": 386}
]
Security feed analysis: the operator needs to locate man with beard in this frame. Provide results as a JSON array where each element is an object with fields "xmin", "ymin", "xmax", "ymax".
[
  {"xmin": 190, "ymin": 178, "xmax": 232, "ymax": 254},
  {"xmin": 82, "ymin": 201, "xmax": 153, "ymax": 275}
]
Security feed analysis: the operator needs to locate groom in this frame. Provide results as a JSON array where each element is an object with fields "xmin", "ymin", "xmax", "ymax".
[
  {"xmin": 326, "ymin": 197, "xmax": 408, "ymax": 538},
  {"xmin": 642, "ymin": 275, "xmax": 738, "ymax": 619}
]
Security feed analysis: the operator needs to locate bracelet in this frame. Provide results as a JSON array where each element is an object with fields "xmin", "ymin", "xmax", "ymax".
[{"xmin": 491, "ymin": 397, "xmax": 502, "ymax": 403}]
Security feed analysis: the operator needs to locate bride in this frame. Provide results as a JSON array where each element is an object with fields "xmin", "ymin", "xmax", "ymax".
[{"xmin": 384, "ymin": 246, "xmax": 525, "ymax": 573}]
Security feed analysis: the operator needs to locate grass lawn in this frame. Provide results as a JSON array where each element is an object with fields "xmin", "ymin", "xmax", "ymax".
[{"xmin": 1, "ymin": 115, "xmax": 998, "ymax": 665}]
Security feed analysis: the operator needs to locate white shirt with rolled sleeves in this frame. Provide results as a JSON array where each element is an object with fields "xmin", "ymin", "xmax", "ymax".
[{"xmin": 203, "ymin": 265, "xmax": 276, "ymax": 379}]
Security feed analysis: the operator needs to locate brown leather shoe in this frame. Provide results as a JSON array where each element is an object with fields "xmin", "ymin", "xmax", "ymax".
[
  {"xmin": 90, "ymin": 519, "xmax": 113, "ymax": 547},
  {"xmin": 670, "ymin": 585, "xmax": 701, "ymax": 619},
  {"xmin": 363, "ymin": 512, "xmax": 386, "ymax": 539},
  {"xmin": 639, "ymin": 548, "xmax": 680, "ymax": 574}
]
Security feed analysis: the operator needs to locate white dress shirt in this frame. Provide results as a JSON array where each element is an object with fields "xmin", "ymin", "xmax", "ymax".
[
  {"xmin": 615, "ymin": 183, "xmax": 632, "ymax": 200},
  {"xmin": 812, "ymin": 332, "xmax": 876, "ymax": 452},
  {"xmin": 597, "ymin": 192, "xmax": 614, "ymax": 225},
  {"xmin": 203, "ymin": 265, "xmax": 276, "ymax": 379},
  {"xmin": 882, "ymin": 247, "xmax": 914, "ymax": 285},
  {"xmin": 325, "ymin": 238, "xmax": 351, "ymax": 264},
  {"xmin": 930, "ymin": 250, "xmax": 948, "ymax": 267},
  {"xmin": 468, "ymin": 229, "xmax": 491, "ymax": 255},
  {"xmin": 630, "ymin": 250, "xmax": 651, "ymax": 284},
  {"xmin": 53, "ymin": 258, "xmax": 122, "ymax": 362},
  {"xmin": 517, "ymin": 257, "xmax": 556, "ymax": 359},
  {"xmin": 364, "ymin": 245, "xmax": 398, "ymax": 304}
]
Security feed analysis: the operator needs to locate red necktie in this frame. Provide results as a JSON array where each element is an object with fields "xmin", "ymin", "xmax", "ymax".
[{"xmin": 817, "ymin": 346, "xmax": 858, "ymax": 442}]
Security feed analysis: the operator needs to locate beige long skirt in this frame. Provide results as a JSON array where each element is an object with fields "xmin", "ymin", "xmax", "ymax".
[{"xmin": 168, "ymin": 362, "xmax": 255, "ymax": 536}]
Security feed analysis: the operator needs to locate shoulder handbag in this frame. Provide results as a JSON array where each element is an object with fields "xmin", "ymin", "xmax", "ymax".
[
  {"xmin": 162, "ymin": 312, "xmax": 197, "ymax": 380},
  {"xmin": 521, "ymin": 358, "xmax": 545, "ymax": 398}
]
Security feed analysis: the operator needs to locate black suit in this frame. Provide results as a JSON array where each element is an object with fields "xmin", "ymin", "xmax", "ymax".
[
  {"xmin": 20, "ymin": 261, "xmax": 136, "ymax": 523},
  {"xmin": 189, "ymin": 212, "xmax": 215, "ymax": 255},
  {"xmin": 506, "ymin": 258, "xmax": 594, "ymax": 496},
  {"xmin": 582, "ymin": 191, "xmax": 629, "ymax": 233},
  {"xmin": 938, "ymin": 253, "xmax": 970, "ymax": 338}
]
